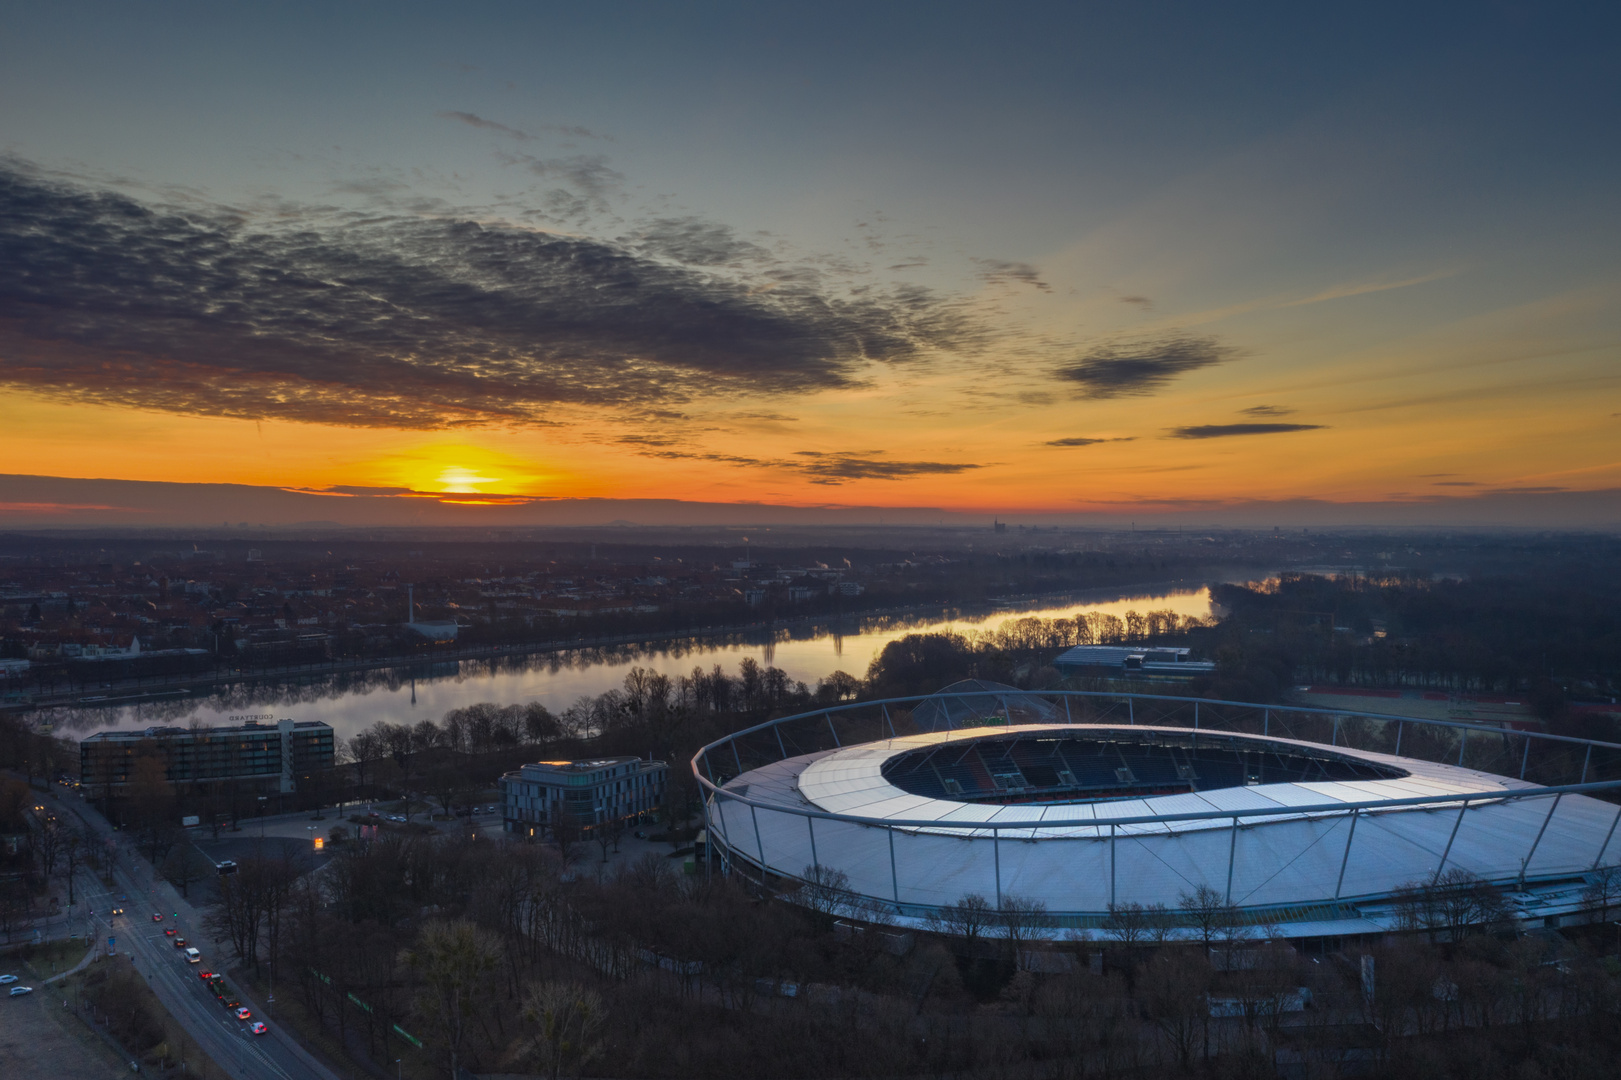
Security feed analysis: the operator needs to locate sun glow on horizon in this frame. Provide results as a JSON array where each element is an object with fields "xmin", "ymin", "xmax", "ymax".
[{"xmin": 435, "ymin": 466, "xmax": 502, "ymax": 494}]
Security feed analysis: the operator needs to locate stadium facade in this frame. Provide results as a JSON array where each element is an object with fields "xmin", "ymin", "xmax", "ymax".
[{"xmin": 695, "ymin": 686, "xmax": 1621, "ymax": 938}]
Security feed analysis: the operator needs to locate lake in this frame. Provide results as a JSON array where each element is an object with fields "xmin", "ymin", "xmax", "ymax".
[{"xmin": 52, "ymin": 584, "xmax": 1216, "ymax": 744}]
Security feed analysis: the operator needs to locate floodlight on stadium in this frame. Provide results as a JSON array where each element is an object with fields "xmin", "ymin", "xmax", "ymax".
[{"xmin": 693, "ymin": 687, "xmax": 1621, "ymax": 937}]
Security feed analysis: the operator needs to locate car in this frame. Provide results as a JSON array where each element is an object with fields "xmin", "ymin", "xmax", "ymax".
[
  {"xmin": 8, "ymin": 986, "xmax": 33, "ymax": 997},
  {"xmin": 152, "ymin": 913, "xmax": 163, "ymax": 922},
  {"xmin": 221, "ymin": 998, "xmax": 240, "ymax": 1011},
  {"xmin": 111, "ymin": 907, "xmax": 124, "ymax": 916},
  {"xmin": 234, "ymin": 1007, "xmax": 252, "ymax": 1021},
  {"xmin": 164, "ymin": 928, "xmax": 176, "ymax": 937},
  {"xmin": 173, "ymin": 937, "xmax": 186, "ymax": 949},
  {"xmin": 249, "ymin": 1021, "xmax": 267, "ymax": 1035},
  {"xmin": 0, "ymin": 975, "xmax": 17, "ymax": 984},
  {"xmin": 198, "ymin": 970, "xmax": 215, "ymax": 981}
]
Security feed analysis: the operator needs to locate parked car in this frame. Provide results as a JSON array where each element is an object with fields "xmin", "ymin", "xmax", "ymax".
[
  {"xmin": 234, "ymin": 1006, "xmax": 252, "ymax": 1021},
  {"xmin": 9, "ymin": 986, "xmax": 33, "ymax": 997},
  {"xmin": 0, "ymin": 975, "xmax": 17, "ymax": 984},
  {"xmin": 249, "ymin": 1022, "xmax": 267, "ymax": 1035}
]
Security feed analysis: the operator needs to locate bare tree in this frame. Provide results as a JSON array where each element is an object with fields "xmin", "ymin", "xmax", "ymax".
[
  {"xmin": 1105, "ymin": 902, "xmax": 1151, "ymax": 982},
  {"xmin": 401, "ymin": 919, "xmax": 502, "ymax": 1080},
  {"xmin": 927, "ymin": 893, "xmax": 994, "ymax": 952},
  {"xmin": 1583, "ymin": 865, "xmax": 1621, "ymax": 926},
  {"xmin": 1142, "ymin": 947, "xmax": 1211, "ymax": 1070},
  {"xmin": 1178, "ymin": 884, "xmax": 1236, "ymax": 949},
  {"xmin": 160, "ymin": 841, "xmax": 213, "ymax": 899},
  {"xmin": 996, "ymin": 894, "xmax": 1052, "ymax": 963},
  {"xmin": 797, "ymin": 865, "xmax": 854, "ymax": 925},
  {"xmin": 520, "ymin": 980, "xmax": 606, "ymax": 1080}
]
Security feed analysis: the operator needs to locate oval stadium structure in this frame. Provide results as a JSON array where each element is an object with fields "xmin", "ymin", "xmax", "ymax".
[{"xmin": 695, "ymin": 689, "xmax": 1621, "ymax": 938}]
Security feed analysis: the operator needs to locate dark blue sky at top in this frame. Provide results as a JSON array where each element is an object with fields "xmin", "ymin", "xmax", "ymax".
[{"xmin": 6, "ymin": 3, "xmax": 1615, "ymax": 242}]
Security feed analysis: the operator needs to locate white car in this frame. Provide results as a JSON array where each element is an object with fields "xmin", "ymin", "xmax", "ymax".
[
  {"xmin": 9, "ymin": 986, "xmax": 33, "ymax": 997},
  {"xmin": 0, "ymin": 975, "xmax": 17, "ymax": 984}
]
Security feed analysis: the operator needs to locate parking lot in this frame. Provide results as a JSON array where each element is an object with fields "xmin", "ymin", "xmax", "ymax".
[{"xmin": 0, "ymin": 956, "xmax": 136, "ymax": 1080}]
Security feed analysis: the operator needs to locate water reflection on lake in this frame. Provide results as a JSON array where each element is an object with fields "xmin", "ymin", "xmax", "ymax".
[{"xmin": 50, "ymin": 585, "xmax": 1213, "ymax": 744}]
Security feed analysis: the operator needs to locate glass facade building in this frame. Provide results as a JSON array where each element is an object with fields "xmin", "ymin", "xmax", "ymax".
[{"xmin": 501, "ymin": 757, "xmax": 668, "ymax": 837}]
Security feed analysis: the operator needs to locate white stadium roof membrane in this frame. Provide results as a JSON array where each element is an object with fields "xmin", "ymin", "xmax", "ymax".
[{"xmin": 699, "ymin": 701, "xmax": 1621, "ymax": 938}]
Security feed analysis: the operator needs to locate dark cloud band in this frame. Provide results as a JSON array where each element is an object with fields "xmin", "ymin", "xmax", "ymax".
[
  {"xmin": 1056, "ymin": 334, "xmax": 1233, "ymax": 397},
  {"xmin": 0, "ymin": 160, "xmax": 979, "ymax": 429},
  {"xmin": 1167, "ymin": 423, "xmax": 1325, "ymax": 439}
]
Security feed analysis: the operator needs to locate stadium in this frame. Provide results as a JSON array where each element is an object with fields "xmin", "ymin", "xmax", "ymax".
[{"xmin": 694, "ymin": 683, "xmax": 1621, "ymax": 938}]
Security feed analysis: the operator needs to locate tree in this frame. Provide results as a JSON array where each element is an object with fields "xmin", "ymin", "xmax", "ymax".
[
  {"xmin": 60, "ymin": 827, "xmax": 84, "ymax": 906},
  {"xmin": 401, "ymin": 919, "xmax": 502, "ymax": 1080},
  {"xmin": 797, "ymin": 865, "xmax": 854, "ymax": 926},
  {"xmin": 127, "ymin": 746, "xmax": 176, "ymax": 862},
  {"xmin": 1178, "ymin": 884, "xmax": 1236, "ymax": 949},
  {"xmin": 426, "ymin": 765, "xmax": 470, "ymax": 820},
  {"xmin": 161, "ymin": 841, "xmax": 213, "ymax": 899},
  {"xmin": 1142, "ymin": 948, "xmax": 1211, "ymax": 1070},
  {"xmin": 1105, "ymin": 902, "xmax": 1151, "ymax": 983},
  {"xmin": 591, "ymin": 818, "xmax": 624, "ymax": 864},
  {"xmin": 520, "ymin": 980, "xmax": 605, "ymax": 1080},
  {"xmin": 996, "ymin": 894, "xmax": 1052, "ymax": 963},
  {"xmin": 344, "ymin": 730, "xmax": 382, "ymax": 793},
  {"xmin": 927, "ymin": 892, "xmax": 993, "ymax": 952},
  {"xmin": 1584, "ymin": 865, "xmax": 1621, "ymax": 926},
  {"xmin": 550, "ymin": 813, "xmax": 582, "ymax": 864}
]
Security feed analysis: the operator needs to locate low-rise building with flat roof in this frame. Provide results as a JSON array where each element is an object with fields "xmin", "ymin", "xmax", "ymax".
[{"xmin": 501, "ymin": 756, "xmax": 667, "ymax": 838}]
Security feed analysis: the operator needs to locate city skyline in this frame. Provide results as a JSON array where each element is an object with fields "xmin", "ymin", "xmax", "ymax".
[{"xmin": 2, "ymin": 3, "xmax": 1618, "ymax": 526}]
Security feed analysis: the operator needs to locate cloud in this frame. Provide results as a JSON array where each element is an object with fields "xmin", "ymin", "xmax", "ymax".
[
  {"xmin": 975, "ymin": 259, "xmax": 1050, "ymax": 291},
  {"xmin": 619, "ymin": 444, "xmax": 979, "ymax": 484},
  {"xmin": 1432, "ymin": 481, "xmax": 1478, "ymax": 487},
  {"xmin": 499, "ymin": 151, "xmax": 626, "ymax": 215},
  {"xmin": 1118, "ymin": 295, "xmax": 1152, "ymax": 308},
  {"xmin": 1044, "ymin": 436, "xmax": 1136, "ymax": 447},
  {"xmin": 441, "ymin": 112, "xmax": 599, "ymax": 141},
  {"xmin": 0, "ymin": 159, "xmax": 983, "ymax": 429},
  {"xmin": 1280, "ymin": 269, "xmax": 1456, "ymax": 308},
  {"xmin": 792, "ymin": 452, "xmax": 983, "ymax": 484},
  {"xmin": 441, "ymin": 111, "xmax": 533, "ymax": 140},
  {"xmin": 320, "ymin": 485, "xmax": 419, "ymax": 496},
  {"xmin": 1055, "ymin": 334, "xmax": 1235, "ymax": 398},
  {"xmin": 1166, "ymin": 423, "xmax": 1326, "ymax": 439},
  {"xmin": 1240, "ymin": 404, "xmax": 1294, "ymax": 417},
  {"xmin": 629, "ymin": 217, "xmax": 770, "ymax": 266}
]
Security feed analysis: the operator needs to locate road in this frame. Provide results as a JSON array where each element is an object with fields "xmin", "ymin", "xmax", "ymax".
[{"xmin": 33, "ymin": 784, "xmax": 342, "ymax": 1080}]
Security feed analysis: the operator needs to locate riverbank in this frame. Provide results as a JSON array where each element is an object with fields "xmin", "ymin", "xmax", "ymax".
[{"xmin": 15, "ymin": 573, "xmax": 1240, "ymax": 734}]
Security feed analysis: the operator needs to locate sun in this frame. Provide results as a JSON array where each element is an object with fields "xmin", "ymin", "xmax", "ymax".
[{"xmin": 435, "ymin": 466, "xmax": 502, "ymax": 494}]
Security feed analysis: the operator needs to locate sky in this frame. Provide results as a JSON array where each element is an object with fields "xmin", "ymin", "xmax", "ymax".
[{"xmin": 1, "ymin": 2, "xmax": 1619, "ymax": 525}]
